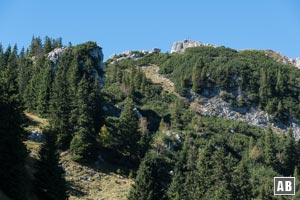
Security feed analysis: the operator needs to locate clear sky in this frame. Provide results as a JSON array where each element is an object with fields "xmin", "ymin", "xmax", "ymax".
[{"xmin": 0, "ymin": 0, "xmax": 299, "ymax": 59}]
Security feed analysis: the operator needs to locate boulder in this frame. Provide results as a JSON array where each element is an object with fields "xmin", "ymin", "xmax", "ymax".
[
  {"xmin": 171, "ymin": 40, "xmax": 216, "ymax": 53},
  {"xmin": 47, "ymin": 47, "xmax": 68, "ymax": 64}
]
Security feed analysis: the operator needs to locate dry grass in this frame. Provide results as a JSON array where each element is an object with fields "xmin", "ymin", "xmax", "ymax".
[
  {"xmin": 61, "ymin": 152, "xmax": 133, "ymax": 200},
  {"xmin": 24, "ymin": 140, "xmax": 42, "ymax": 159},
  {"xmin": 23, "ymin": 112, "xmax": 133, "ymax": 200},
  {"xmin": 24, "ymin": 112, "xmax": 49, "ymax": 132},
  {"xmin": 142, "ymin": 65, "xmax": 180, "ymax": 97}
]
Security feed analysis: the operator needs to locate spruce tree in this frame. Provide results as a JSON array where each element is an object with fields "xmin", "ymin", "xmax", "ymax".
[
  {"xmin": 29, "ymin": 36, "xmax": 43, "ymax": 57},
  {"xmin": 37, "ymin": 60, "xmax": 53, "ymax": 115},
  {"xmin": 117, "ymin": 97, "xmax": 140, "ymax": 157},
  {"xmin": 264, "ymin": 127, "xmax": 277, "ymax": 168},
  {"xmin": 192, "ymin": 60, "xmax": 204, "ymax": 94},
  {"xmin": 0, "ymin": 59, "xmax": 28, "ymax": 200},
  {"xmin": 293, "ymin": 167, "xmax": 300, "ymax": 200},
  {"xmin": 127, "ymin": 151, "xmax": 170, "ymax": 200},
  {"xmin": 167, "ymin": 140, "xmax": 189, "ymax": 200},
  {"xmin": 283, "ymin": 129, "xmax": 297, "ymax": 175},
  {"xmin": 232, "ymin": 160, "xmax": 253, "ymax": 200},
  {"xmin": 50, "ymin": 51, "xmax": 72, "ymax": 149},
  {"xmin": 259, "ymin": 68, "xmax": 272, "ymax": 108},
  {"xmin": 183, "ymin": 145, "xmax": 201, "ymax": 200},
  {"xmin": 70, "ymin": 75, "xmax": 96, "ymax": 162},
  {"xmin": 44, "ymin": 36, "xmax": 53, "ymax": 54},
  {"xmin": 17, "ymin": 48, "xmax": 32, "ymax": 103},
  {"xmin": 34, "ymin": 130, "xmax": 68, "ymax": 200}
]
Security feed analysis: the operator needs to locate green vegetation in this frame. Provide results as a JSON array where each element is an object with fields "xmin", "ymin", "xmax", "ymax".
[
  {"xmin": 34, "ymin": 130, "xmax": 68, "ymax": 200},
  {"xmin": 135, "ymin": 46, "xmax": 300, "ymax": 122},
  {"xmin": 1, "ymin": 37, "xmax": 300, "ymax": 199}
]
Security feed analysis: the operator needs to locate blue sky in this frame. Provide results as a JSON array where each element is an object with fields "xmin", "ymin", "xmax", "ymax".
[{"xmin": 0, "ymin": 0, "xmax": 299, "ymax": 59}]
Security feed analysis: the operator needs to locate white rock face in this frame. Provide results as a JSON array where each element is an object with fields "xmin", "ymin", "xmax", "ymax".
[
  {"xmin": 88, "ymin": 46, "xmax": 105, "ymax": 87},
  {"xmin": 264, "ymin": 50, "xmax": 300, "ymax": 69},
  {"xmin": 171, "ymin": 40, "xmax": 216, "ymax": 53},
  {"xmin": 190, "ymin": 90, "xmax": 300, "ymax": 139},
  {"xmin": 90, "ymin": 46, "xmax": 104, "ymax": 71},
  {"xmin": 48, "ymin": 45, "xmax": 105, "ymax": 87},
  {"xmin": 289, "ymin": 57, "xmax": 300, "ymax": 69},
  {"xmin": 47, "ymin": 47, "xmax": 68, "ymax": 64},
  {"xmin": 109, "ymin": 48, "xmax": 161, "ymax": 63}
]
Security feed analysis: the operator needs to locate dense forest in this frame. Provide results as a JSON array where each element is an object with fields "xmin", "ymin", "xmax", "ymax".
[{"xmin": 1, "ymin": 37, "xmax": 300, "ymax": 199}]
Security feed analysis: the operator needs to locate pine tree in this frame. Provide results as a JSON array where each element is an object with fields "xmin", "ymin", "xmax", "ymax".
[
  {"xmin": 50, "ymin": 53, "xmax": 72, "ymax": 149},
  {"xmin": 293, "ymin": 167, "xmax": 300, "ymax": 200},
  {"xmin": 183, "ymin": 144, "xmax": 201, "ymax": 200},
  {"xmin": 53, "ymin": 37, "xmax": 63, "ymax": 48},
  {"xmin": 3, "ymin": 44, "xmax": 11, "ymax": 67},
  {"xmin": 195, "ymin": 143, "xmax": 215, "ymax": 198},
  {"xmin": 44, "ymin": 36, "xmax": 53, "ymax": 54},
  {"xmin": 192, "ymin": 60, "xmax": 204, "ymax": 94},
  {"xmin": 99, "ymin": 124, "xmax": 112, "ymax": 146},
  {"xmin": 208, "ymin": 147, "xmax": 235, "ymax": 199},
  {"xmin": 275, "ymin": 100, "xmax": 286, "ymax": 121},
  {"xmin": 264, "ymin": 127, "xmax": 277, "ymax": 168},
  {"xmin": 0, "ymin": 81, "xmax": 28, "ymax": 200},
  {"xmin": 29, "ymin": 36, "xmax": 43, "ymax": 57},
  {"xmin": 232, "ymin": 160, "xmax": 253, "ymax": 200},
  {"xmin": 70, "ymin": 128, "xmax": 95, "ymax": 162},
  {"xmin": 167, "ymin": 141, "xmax": 188, "ymax": 200},
  {"xmin": 0, "ymin": 43, "xmax": 3, "ymax": 68},
  {"xmin": 34, "ymin": 130, "xmax": 68, "ymax": 200},
  {"xmin": 67, "ymin": 56, "xmax": 81, "ymax": 133},
  {"xmin": 170, "ymin": 100, "xmax": 184, "ymax": 130},
  {"xmin": 259, "ymin": 68, "xmax": 271, "ymax": 108},
  {"xmin": 37, "ymin": 60, "xmax": 53, "ymax": 115},
  {"xmin": 117, "ymin": 97, "xmax": 140, "ymax": 157},
  {"xmin": 17, "ymin": 48, "xmax": 32, "ymax": 102},
  {"xmin": 3, "ymin": 44, "xmax": 19, "ymax": 101},
  {"xmin": 127, "ymin": 151, "xmax": 170, "ymax": 200},
  {"xmin": 70, "ymin": 75, "xmax": 96, "ymax": 162},
  {"xmin": 283, "ymin": 129, "xmax": 297, "ymax": 175},
  {"xmin": 275, "ymin": 67, "xmax": 286, "ymax": 96}
]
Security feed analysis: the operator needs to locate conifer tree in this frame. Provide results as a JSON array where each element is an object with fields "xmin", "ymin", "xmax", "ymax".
[
  {"xmin": 34, "ymin": 130, "xmax": 68, "ymax": 200},
  {"xmin": 50, "ymin": 52, "xmax": 72, "ymax": 149},
  {"xmin": 183, "ymin": 145, "xmax": 201, "ymax": 200},
  {"xmin": 232, "ymin": 160, "xmax": 253, "ymax": 200},
  {"xmin": 259, "ymin": 68, "xmax": 272, "ymax": 108},
  {"xmin": 37, "ymin": 60, "xmax": 53, "ymax": 115},
  {"xmin": 192, "ymin": 60, "xmax": 204, "ymax": 94},
  {"xmin": 264, "ymin": 127, "xmax": 277, "ymax": 168},
  {"xmin": 167, "ymin": 141, "xmax": 188, "ymax": 200},
  {"xmin": 117, "ymin": 97, "xmax": 140, "ymax": 157},
  {"xmin": 195, "ymin": 143, "xmax": 215, "ymax": 198},
  {"xmin": 44, "ymin": 36, "xmax": 53, "ymax": 54},
  {"xmin": 0, "ymin": 78, "xmax": 28, "ymax": 200},
  {"xmin": 70, "ymin": 75, "xmax": 96, "ymax": 162},
  {"xmin": 275, "ymin": 67, "xmax": 286, "ymax": 96},
  {"xmin": 17, "ymin": 48, "xmax": 32, "ymax": 102},
  {"xmin": 29, "ymin": 36, "xmax": 43, "ymax": 57},
  {"xmin": 283, "ymin": 129, "xmax": 297, "ymax": 175},
  {"xmin": 293, "ymin": 167, "xmax": 300, "ymax": 200},
  {"xmin": 127, "ymin": 151, "xmax": 170, "ymax": 200}
]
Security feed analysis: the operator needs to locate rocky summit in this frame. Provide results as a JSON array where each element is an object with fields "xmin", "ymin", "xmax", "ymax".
[{"xmin": 170, "ymin": 39, "xmax": 217, "ymax": 53}]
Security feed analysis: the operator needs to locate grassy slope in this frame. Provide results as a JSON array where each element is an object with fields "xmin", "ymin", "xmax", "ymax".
[
  {"xmin": 142, "ymin": 65, "xmax": 179, "ymax": 97},
  {"xmin": 24, "ymin": 113, "xmax": 133, "ymax": 200}
]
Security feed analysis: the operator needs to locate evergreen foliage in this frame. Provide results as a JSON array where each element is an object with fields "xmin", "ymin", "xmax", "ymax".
[
  {"xmin": 127, "ymin": 151, "xmax": 171, "ymax": 200},
  {"xmin": 2, "ymin": 37, "xmax": 300, "ymax": 199},
  {"xmin": 0, "ymin": 44, "xmax": 28, "ymax": 200},
  {"xmin": 34, "ymin": 130, "xmax": 68, "ymax": 200}
]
